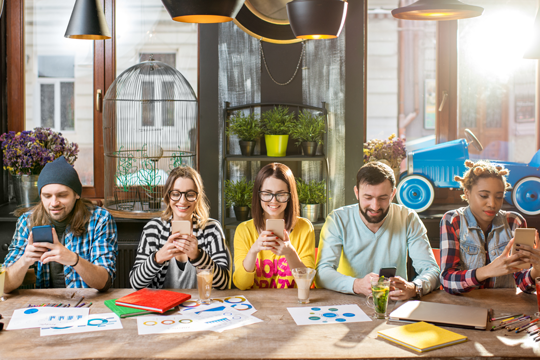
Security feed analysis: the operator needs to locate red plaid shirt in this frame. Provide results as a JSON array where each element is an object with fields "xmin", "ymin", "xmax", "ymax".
[{"xmin": 439, "ymin": 209, "xmax": 535, "ymax": 294}]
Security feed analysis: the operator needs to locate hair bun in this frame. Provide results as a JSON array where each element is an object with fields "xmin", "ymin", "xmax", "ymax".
[{"xmin": 465, "ymin": 160, "xmax": 475, "ymax": 168}]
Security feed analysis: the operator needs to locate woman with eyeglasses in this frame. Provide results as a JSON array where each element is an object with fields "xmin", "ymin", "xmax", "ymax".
[
  {"xmin": 129, "ymin": 166, "xmax": 231, "ymax": 290},
  {"xmin": 233, "ymin": 163, "xmax": 315, "ymax": 290}
]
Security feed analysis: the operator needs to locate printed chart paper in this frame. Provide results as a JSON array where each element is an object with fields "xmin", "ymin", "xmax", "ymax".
[
  {"xmin": 40, "ymin": 313, "xmax": 123, "ymax": 336},
  {"xmin": 287, "ymin": 304, "xmax": 371, "ymax": 326},
  {"xmin": 7, "ymin": 307, "xmax": 89, "ymax": 330},
  {"xmin": 137, "ymin": 308, "xmax": 262, "ymax": 335},
  {"xmin": 179, "ymin": 295, "xmax": 257, "ymax": 316}
]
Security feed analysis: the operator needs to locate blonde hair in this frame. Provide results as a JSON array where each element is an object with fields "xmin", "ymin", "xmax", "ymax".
[
  {"xmin": 161, "ymin": 166, "xmax": 210, "ymax": 229},
  {"xmin": 454, "ymin": 160, "xmax": 510, "ymax": 202},
  {"xmin": 17, "ymin": 198, "xmax": 94, "ymax": 237}
]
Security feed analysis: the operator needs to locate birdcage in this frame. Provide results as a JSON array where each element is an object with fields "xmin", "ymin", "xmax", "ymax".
[{"xmin": 103, "ymin": 60, "xmax": 197, "ymax": 218}]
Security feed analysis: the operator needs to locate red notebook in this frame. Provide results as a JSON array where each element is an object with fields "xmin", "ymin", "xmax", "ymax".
[{"xmin": 115, "ymin": 288, "xmax": 191, "ymax": 314}]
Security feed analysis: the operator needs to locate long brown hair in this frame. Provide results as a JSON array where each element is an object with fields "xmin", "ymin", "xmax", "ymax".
[
  {"xmin": 251, "ymin": 163, "xmax": 299, "ymax": 233},
  {"xmin": 21, "ymin": 198, "xmax": 94, "ymax": 237},
  {"xmin": 161, "ymin": 166, "xmax": 210, "ymax": 229}
]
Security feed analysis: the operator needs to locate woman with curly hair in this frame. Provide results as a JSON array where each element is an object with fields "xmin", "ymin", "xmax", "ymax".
[{"xmin": 439, "ymin": 160, "xmax": 540, "ymax": 294}]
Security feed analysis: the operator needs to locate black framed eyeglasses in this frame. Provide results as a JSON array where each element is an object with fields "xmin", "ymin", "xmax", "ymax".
[
  {"xmin": 168, "ymin": 190, "xmax": 198, "ymax": 202},
  {"xmin": 259, "ymin": 191, "xmax": 291, "ymax": 203}
]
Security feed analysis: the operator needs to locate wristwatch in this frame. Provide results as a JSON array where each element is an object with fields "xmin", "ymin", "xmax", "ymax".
[{"xmin": 414, "ymin": 283, "xmax": 423, "ymax": 300}]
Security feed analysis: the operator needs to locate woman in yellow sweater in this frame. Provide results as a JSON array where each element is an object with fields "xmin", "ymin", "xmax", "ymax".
[{"xmin": 233, "ymin": 163, "xmax": 315, "ymax": 290}]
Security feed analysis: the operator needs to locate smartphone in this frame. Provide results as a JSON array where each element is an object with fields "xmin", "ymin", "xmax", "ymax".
[
  {"xmin": 511, "ymin": 228, "xmax": 537, "ymax": 269},
  {"xmin": 32, "ymin": 225, "xmax": 54, "ymax": 244},
  {"xmin": 171, "ymin": 220, "xmax": 191, "ymax": 235},
  {"xmin": 379, "ymin": 267, "xmax": 397, "ymax": 279},
  {"xmin": 266, "ymin": 219, "xmax": 285, "ymax": 240}
]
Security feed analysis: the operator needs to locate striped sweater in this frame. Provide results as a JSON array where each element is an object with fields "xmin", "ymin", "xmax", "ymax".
[{"xmin": 129, "ymin": 217, "xmax": 231, "ymax": 290}]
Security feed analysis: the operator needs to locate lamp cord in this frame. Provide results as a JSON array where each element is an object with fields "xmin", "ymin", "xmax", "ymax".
[{"xmin": 259, "ymin": 39, "xmax": 305, "ymax": 86}]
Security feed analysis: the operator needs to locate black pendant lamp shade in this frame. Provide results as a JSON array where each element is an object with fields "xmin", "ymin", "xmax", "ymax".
[
  {"xmin": 64, "ymin": 0, "xmax": 111, "ymax": 40},
  {"xmin": 287, "ymin": 0, "xmax": 348, "ymax": 40},
  {"xmin": 391, "ymin": 0, "xmax": 483, "ymax": 21},
  {"xmin": 161, "ymin": 0, "xmax": 245, "ymax": 23},
  {"xmin": 524, "ymin": 7, "xmax": 540, "ymax": 59}
]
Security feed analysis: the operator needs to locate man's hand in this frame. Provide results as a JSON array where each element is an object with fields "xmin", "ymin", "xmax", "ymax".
[
  {"xmin": 22, "ymin": 231, "xmax": 47, "ymax": 266},
  {"xmin": 389, "ymin": 276, "xmax": 416, "ymax": 300},
  {"xmin": 353, "ymin": 273, "xmax": 378, "ymax": 297},
  {"xmin": 37, "ymin": 228, "xmax": 78, "ymax": 266}
]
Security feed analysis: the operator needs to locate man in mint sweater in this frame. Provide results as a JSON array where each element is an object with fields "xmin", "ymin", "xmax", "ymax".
[{"xmin": 315, "ymin": 162, "xmax": 440, "ymax": 300}]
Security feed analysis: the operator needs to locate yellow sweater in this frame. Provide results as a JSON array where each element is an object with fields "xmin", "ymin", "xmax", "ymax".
[{"xmin": 233, "ymin": 217, "xmax": 315, "ymax": 290}]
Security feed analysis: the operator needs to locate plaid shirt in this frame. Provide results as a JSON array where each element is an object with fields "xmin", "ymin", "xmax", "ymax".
[
  {"xmin": 3, "ymin": 206, "xmax": 118, "ymax": 289},
  {"xmin": 439, "ymin": 208, "xmax": 534, "ymax": 294}
]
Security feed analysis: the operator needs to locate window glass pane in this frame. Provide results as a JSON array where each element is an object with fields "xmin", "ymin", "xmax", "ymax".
[
  {"xmin": 458, "ymin": 0, "xmax": 538, "ymax": 163},
  {"xmin": 142, "ymin": 81, "xmax": 155, "ymax": 127},
  {"xmin": 25, "ymin": 0, "xmax": 94, "ymax": 186},
  {"xmin": 367, "ymin": 0, "xmax": 437, "ymax": 149}
]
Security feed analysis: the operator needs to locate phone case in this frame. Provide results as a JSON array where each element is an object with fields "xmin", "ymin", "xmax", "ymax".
[
  {"xmin": 379, "ymin": 267, "xmax": 397, "ymax": 278},
  {"xmin": 266, "ymin": 219, "xmax": 285, "ymax": 239},
  {"xmin": 32, "ymin": 225, "xmax": 54, "ymax": 243},
  {"xmin": 171, "ymin": 220, "xmax": 191, "ymax": 235}
]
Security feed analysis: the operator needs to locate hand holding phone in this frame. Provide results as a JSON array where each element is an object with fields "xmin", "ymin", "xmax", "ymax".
[
  {"xmin": 379, "ymin": 267, "xmax": 397, "ymax": 279},
  {"xmin": 171, "ymin": 220, "xmax": 191, "ymax": 235},
  {"xmin": 32, "ymin": 225, "xmax": 54, "ymax": 244},
  {"xmin": 511, "ymin": 228, "xmax": 536, "ymax": 269},
  {"xmin": 266, "ymin": 219, "xmax": 285, "ymax": 240}
]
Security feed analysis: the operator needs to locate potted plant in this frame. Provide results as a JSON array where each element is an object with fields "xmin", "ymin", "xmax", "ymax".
[
  {"xmin": 225, "ymin": 178, "xmax": 254, "ymax": 221},
  {"xmin": 0, "ymin": 128, "xmax": 79, "ymax": 207},
  {"xmin": 363, "ymin": 133, "xmax": 406, "ymax": 181},
  {"xmin": 289, "ymin": 110, "xmax": 326, "ymax": 156},
  {"xmin": 296, "ymin": 178, "xmax": 326, "ymax": 222},
  {"xmin": 261, "ymin": 106, "xmax": 294, "ymax": 157},
  {"xmin": 226, "ymin": 112, "xmax": 263, "ymax": 156}
]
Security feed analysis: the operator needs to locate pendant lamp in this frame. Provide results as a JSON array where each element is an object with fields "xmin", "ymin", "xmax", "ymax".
[
  {"xmin": 64, "ymin": 0, "xmax": 111, "ymax": 40},
  {"xmin": 391, "ymin": 0, "xmax": 483, "ymax": 21},
  {"xmin": 287, "ymin": 0, "xmax": 348, "ymax": 40},
  {"xmin": 524, "ymin": 7, "xmax": 540, "ymax": 59},
  {"xmin": 161, "ymin": 0, "xmax": 245, "ymax": 23}
]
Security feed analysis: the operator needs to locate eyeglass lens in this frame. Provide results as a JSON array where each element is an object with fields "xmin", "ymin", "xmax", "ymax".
[
  {"xmin": 170, "ymin": 191, "xmax": 198, "ymax": 202},
  {"xmin": 260, "ymin": 192, "xmax": 290, "ymax": 203}
]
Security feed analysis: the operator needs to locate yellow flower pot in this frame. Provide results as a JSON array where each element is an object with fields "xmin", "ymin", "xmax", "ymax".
[{"xmin": 265, "ymin": 135, "xmax": 289, "ymax": 157}]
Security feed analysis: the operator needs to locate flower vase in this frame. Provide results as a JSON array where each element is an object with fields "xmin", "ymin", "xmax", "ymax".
[{"xmin": 12, "ymin": 174, "xmax": 40, "ymax": 207}]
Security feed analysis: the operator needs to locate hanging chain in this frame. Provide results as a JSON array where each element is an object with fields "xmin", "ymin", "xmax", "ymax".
[{"xmin": 259, "ymin": 39, "xmax": 305, "ymax": 86}]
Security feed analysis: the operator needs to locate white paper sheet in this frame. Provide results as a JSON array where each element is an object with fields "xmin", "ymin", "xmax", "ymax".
[
  {"xmin": 287, "ymin": 304, "xmax": 372, "ymax": 325},
  {"xmin": 40, "ymin": 313, "xmax": 123, "ymax": 336},
  {"xmin": 178, "ymin": 294, "xmax": 257, "ymax": 316},
  {"xmin": 137, "ymin": 308, "xmax": 262, "ymax": 335},
  {"xmin": 7, "ymin": 307, "xmax": 89, "ymax": 330}
]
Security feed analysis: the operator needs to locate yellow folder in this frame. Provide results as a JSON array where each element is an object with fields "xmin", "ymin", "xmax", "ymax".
[{"xmin": 377, "ymin": 321, "xmax": 468, "ymax": 353}]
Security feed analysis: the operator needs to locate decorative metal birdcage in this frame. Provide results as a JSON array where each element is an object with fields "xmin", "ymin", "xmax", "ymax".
[{"xmin": 103, "ymin": 59, "xmax": 197, "ymax": 218}]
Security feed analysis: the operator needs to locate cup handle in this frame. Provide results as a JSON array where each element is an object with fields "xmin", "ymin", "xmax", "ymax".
[{"xmin": 366, "ymin": 294, "xmax": 374, "ymax": 310}]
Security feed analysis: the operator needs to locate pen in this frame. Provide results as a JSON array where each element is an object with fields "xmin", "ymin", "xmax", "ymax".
[
  {"xmin": 74, "ymin": 296, "xmax": 85, "ymax": 307},
  {"xmin": 516, "ymin": 319, "xmax": 538, "ymax": 333},
  {"xmin": 56, "ymin": 303, "xmax": 62, "ymax": 307},
  {"xmin": 492, "ymin": 316, "xmax": 530, "ymax": 331},
  {"xmin": 77, "ymin": 303, "xmax": 86, "ymax": 308},
  {"xmin": 491, "ymin": 313, "xmax": 523, "ymax": 322},
  {"xmin": 84, "ymin": 302, "xmax": 93, "ymax": 308},
  {"xmin": 507, "ymin": 318, "xmax": 531, "ymax": 331}
]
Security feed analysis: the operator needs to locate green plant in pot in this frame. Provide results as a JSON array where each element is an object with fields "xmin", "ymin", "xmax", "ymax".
[
  {"xmin": 261, "ymin": 106, "xmax": 294, "ymax": 157},
  {"xmin": 225, "ymin": 178, "xmax": 254, "ymax": 222},
  {"xmin": 226, "ymin": 112, "xmax": 263, "ymax": 156},
  {"xmin": 296, "ymin": 178, "xmax": 326, "ymax": 223},
  {"xmin": 290, "ymin": 110, "xmax": 325, "ymax": 156}
]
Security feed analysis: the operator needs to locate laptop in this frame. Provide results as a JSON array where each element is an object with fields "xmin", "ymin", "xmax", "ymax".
[{"xmin": 388, "ymin": 300, "xmax": 489, "ymax": 330}]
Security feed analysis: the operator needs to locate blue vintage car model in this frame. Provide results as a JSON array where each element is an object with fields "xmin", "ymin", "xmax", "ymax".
[{"xmin": 396, "ymin": 129, "xmax": 540, "ymax": 215}]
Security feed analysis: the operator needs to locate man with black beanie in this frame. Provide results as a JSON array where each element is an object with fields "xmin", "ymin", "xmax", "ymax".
[{"xmin": 3, "ymin": 156, "xmax": 117, "ymax": 292}]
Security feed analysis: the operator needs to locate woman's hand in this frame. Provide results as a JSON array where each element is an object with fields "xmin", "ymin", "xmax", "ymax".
[
  {"xmin": 174, "ymin": 234, "xmax": 200, "ymax": 260},
  {"xmin": 475, "ymin": 239, "xmax": 524, "ymax": 281},
  {"xmin": 516, "ymin": 230, "xmax": 540, "ymax": 279},
  {"xmin": 269, "ymin": 230, "xmax": 296, "ymax": 257},
  {"xmin": 155, "ymin": 233, "xmax": 184, "ymax": 264},
  {"xmin": 249, "ymin": 231, "xmax": 279, "ymax": 255}
]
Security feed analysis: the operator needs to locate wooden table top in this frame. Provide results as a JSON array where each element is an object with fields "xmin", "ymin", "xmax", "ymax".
[{"xmin": 0, "ymin": 288, "xmax": 539, "ymax": 360}]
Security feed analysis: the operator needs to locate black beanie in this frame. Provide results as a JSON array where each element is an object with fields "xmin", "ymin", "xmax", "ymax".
[{"xmin": 38, "ymin": 156, "xmax": 82, "ymax": 196}]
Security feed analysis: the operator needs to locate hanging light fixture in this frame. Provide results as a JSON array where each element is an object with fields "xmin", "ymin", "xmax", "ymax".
[
  {"xmin": 524, "ymin": 6, "xmax": 540, "ymax": 59},
  {"xmin": 391, "ymin": 0, "xmax": 483, "ymax": 21},
  {"xmin": 161, "ymin": 0, "xmax": 245, "ymax": 23},
  {"xmin": 64, "ymin": 0, "xmax": 111, "ymax": 39},
  {"xmin": 287, "ymin": 0, "xmax": 348, "ymax": 40}
]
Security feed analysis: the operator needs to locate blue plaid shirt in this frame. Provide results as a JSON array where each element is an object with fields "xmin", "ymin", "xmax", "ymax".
[{"xmin": 3, "ymin": 206, "xmax": 118, "ymax": 289}]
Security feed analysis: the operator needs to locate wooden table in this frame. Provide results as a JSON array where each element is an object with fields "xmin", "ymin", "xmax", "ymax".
[{"xmin": 0, "ymin": 288, "xmax": 539, "ymax": 359}]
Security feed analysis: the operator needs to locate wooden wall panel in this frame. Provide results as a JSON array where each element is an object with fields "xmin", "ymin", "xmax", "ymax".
[{"xmin": 6, "ymin": 0, "xmax": 24, "ymax": 133}]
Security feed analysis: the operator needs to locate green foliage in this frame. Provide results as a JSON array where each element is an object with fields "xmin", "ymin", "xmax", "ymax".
[
  {"xmin": 114, "ymin": 146, "xmax": 137, "ymax": 192},
  {"xmin": 224, "ymin": 178, "xmax": 254, "ymax": 208},
  {"xmin": 138, "ymin": 159, "xmax": 162, "ymax": 194},
  {"xmin": 296, "ymin": 178, "xmax": 326, "ymax": 205},
  {"xmin": 226, "ymin": 112, "xmax": 263, "ymax": 141},
  {"xmin": 261, "ymin": 106, "xmax": 295, "ymax": 135},
  {"xmin": 289, "ymin": 110, "xmax": 326, "ymax": 146}
]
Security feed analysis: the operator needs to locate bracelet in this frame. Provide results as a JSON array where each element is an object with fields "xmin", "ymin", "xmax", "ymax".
[{"xmin": 72, "ymin": 253, "xmax": 80, "ymax": 267}]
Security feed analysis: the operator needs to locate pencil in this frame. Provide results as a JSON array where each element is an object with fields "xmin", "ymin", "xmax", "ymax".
[
  {"xmin": 77, "ymin": 303, "xmax": 86, "ymax": 308},
  {"xmin": 516, "ymin": 319, "xmax": 539, "ymax": 333},
  {"xmin": 74, "ymin": 296, "xmax": 85, "ymax": 307},
  {"xmin": 491, "ymin": 313, "xmax": 524, "ymax": 322},
  {"xmin": 84, "ymin": 302, "xmax": 93, "ymax": 308}
]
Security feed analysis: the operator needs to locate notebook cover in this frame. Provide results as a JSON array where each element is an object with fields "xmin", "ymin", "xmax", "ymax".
[
  {"xmin": 115, "ymin": 288, "xmax": 191, "ymax": 314},
  {"xmin": 377, "ymin": 321, "xmax": 468, "ymax": 353},
  {"xmin": 105, "ymin": 299, "xmax": 168, "ymax": 318}
]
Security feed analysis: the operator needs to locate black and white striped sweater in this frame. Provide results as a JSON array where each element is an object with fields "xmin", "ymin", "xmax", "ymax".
[{"xmin": 129, "ymin": 217, "xmax": 231, "ymax": 290}]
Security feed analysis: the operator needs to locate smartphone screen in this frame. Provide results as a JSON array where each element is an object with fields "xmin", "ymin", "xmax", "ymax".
[
  {"xmin": 512, "ymin": 228, "xmax": 536, "ymax": 269},
  {"xmin": 266, "ymin": 219, "xmax": 285, "ymax": 240},
  {"xmin": 379, "ymin": 267, "xmax": 397, "ymax": 278},
  {"xmin": 171, "ymin": 220, "xmax": 191, "ymax": 235},
  {"xmin": 32, "ymin": 225, "xmax": 54, "ymax": 243}
]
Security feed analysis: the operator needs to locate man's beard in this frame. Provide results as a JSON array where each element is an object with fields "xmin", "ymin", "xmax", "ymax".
[{"xmin": 359, "ymin": 203, "xmax": 390, "ymax": 224}]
